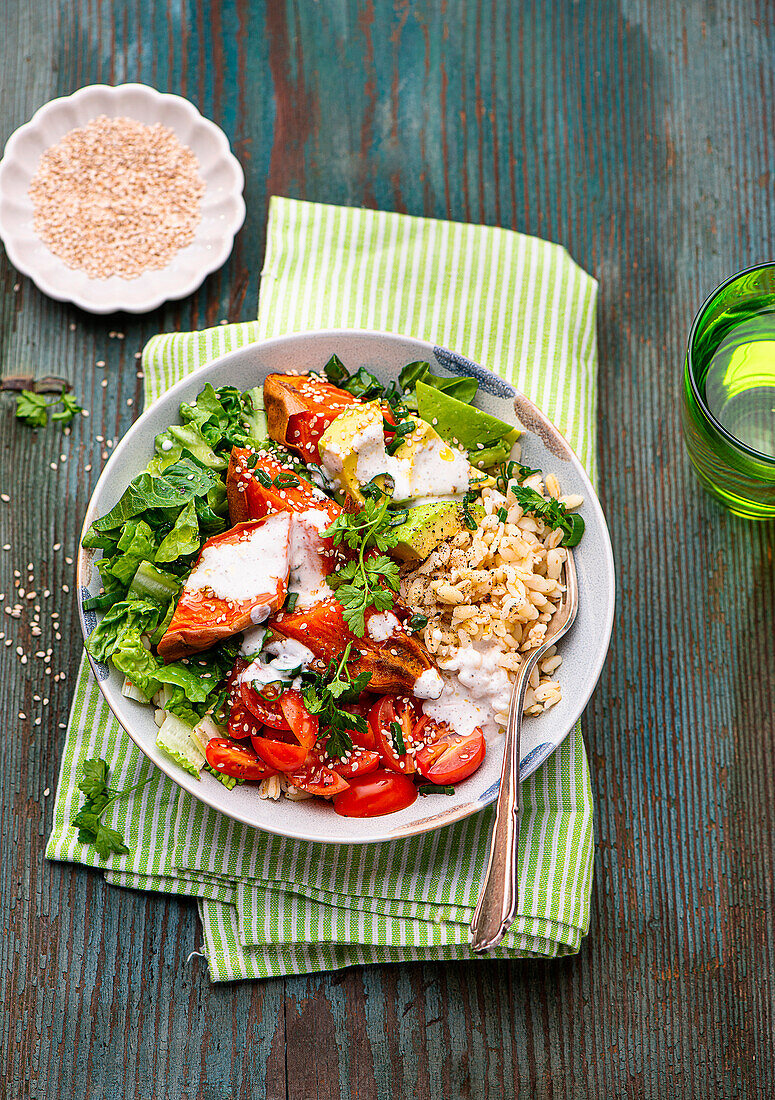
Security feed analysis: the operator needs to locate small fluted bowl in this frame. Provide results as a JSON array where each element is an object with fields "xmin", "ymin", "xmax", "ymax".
[{"xmin": 0, "ymin": 83, "xmax": 245, "ymax": 314}]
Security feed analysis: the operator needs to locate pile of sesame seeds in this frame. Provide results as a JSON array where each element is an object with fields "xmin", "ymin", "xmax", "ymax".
[{"xmin": 29, "ymin": 115, "xmax": 205, "ymax": 280}]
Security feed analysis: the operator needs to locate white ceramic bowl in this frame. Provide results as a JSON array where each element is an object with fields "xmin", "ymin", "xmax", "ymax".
[
  {"xmin": 77, "ymin": 330, "xmax": 616, "ymax": 844},
  {"xmin": 0, "ymin": 84, "xmax": 245, "ymax": 314}
]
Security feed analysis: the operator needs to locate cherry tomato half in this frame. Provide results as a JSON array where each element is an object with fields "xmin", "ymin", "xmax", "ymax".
[
  {"xmin": 227, "ymin": 702, "xmax": 262, "ymax": 741},
  {"xmin": 333, "ymin": 769, "xmax": 418, "ymax": 817},
  {"xmin": 413, "ymin": 717, "xmax": 486, "ymax": 785},
  {"xmin": 368, "ymin": 696, "xmax": 419, "ymax": 775},
  {"xmin": 330, "ymin": 748, "xmax": 381, "ymax": 779},
  {"xmin": 205, "ymin": 738, "xmax": 276, "ymax": 781},
  {"xmin": 279, "ymin": 690, "xmax": 318, "ymax": 752},
  {"xmin": 250, "ymin": 733, "xmax": 308, "ymax": 771},
  {"xmin": 286, "ymin": 760, "xmax": 350, "ymax": 797},
  {"xmin": 240, "ymin": 682, "xmax": 290, "ymax": 730}
]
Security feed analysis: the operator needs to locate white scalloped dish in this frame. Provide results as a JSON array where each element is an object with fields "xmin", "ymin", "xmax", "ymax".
[{"xmin": 0, "ymin": 84, "xmax": 245, "ymax": 314}]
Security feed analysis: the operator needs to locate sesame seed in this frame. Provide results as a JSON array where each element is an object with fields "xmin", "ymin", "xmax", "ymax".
[
  {"xmin": 28, "ymin": 115, "xmax": 205, "ymax": 279},
  {"xmin": 0, "ymin": 494, "xmax": 8, "ymax": 503}
]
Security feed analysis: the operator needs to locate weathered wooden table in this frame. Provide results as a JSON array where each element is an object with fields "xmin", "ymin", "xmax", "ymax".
[{"xmin": 2, "ymin": 2, "xmax": 773, "ymax": 1097}]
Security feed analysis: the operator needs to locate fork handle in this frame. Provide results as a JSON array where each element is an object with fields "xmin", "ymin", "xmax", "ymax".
[{"xmin": 469, "ymin": 648, "xmax": 542, "ymax": 952}]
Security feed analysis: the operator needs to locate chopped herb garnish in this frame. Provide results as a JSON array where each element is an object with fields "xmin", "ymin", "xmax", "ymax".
[
  {"xmin": 418, "ymin": 784, "xmax": 455, "ymax": 796},
  {"xmin": 495, "ymin": 460, "xmax": 541, "ymax": 494},
  {"xmin": 324, "ymin": 484, "xmax": 402, "ymax": 636},
  {"xmin": 407, "ymin": 612, "xmax": 428, "ymax": 632},
  {"xmin": 71, "ymin": 757, "xmax": 152, "ymax": 858},
  {"xmin": 254, "ymin": 468, "xmax": 272, "ymax": 488},
  {"xmin": 390, "ymin": 719, "xmax": 406, "ymax": 756},
  {"xmin": 461, "ymin": 489, "xmax": 480, "ymax": 532},
  {"xmin": 274, "ymin": 472, "xmax": 300, "ymax": 489},
  {"xmin": 496, "ymin": 507, "xmax": 508, "ymax": 523},
  {"xmin": 285, "ymin": 592, "xmax": 298, "ymax": 612}
]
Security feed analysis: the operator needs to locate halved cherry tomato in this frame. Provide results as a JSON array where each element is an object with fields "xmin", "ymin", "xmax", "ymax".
[
  {"xmin": 330, "ymin": 748, "xmax": 381, "ymax": 778},
  {"xmin": 205, "ymin": 738, "xmax": 276, "ymax": 781},
  {"xmin": 250, "ymin": 732, "xmax": 308, "ymax": 771},
  {"xmin": 368, "ymin": 696, "xmax": 420, "ymax": 775},
  {"xmin": 227, "ymin": 703, "xmax": 263, "ymax": 740},
  {"xmin": 413, "ymin": 717, "xmax": 486, "ymax": 785},
  {"xmin": 239, "ymin": 683, "xmax": 291, "ymax": 730},
  {"xmin": 279, "ymin": 690, "xmax": 318, "ymax": 752},
  {"xmin": 286, "ymin": 760, "xmax": 350, "ymax": 797},
  {"xmin": 248, "ymin": 688, "xmax": 318, "ymax": 770},
  {"xmin": 333, "ymin": 769, "xmax": 418, "ymax": 817}
]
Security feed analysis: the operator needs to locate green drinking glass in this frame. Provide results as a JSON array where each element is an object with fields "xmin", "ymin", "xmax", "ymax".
[{"xmin": 683, "ymin": 262, "xmax": 775, "ymax": 519}]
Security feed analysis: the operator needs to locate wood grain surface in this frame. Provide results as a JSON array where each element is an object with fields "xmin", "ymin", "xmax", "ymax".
[{"xmin": 1, "ymin": 1, "xmax": 774, "ymax": 1097}]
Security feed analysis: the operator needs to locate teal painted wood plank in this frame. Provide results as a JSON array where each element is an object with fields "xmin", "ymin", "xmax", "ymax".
[{"xmin": 0, "ymin": 0, "xmax": 773, "ymax": 1097}]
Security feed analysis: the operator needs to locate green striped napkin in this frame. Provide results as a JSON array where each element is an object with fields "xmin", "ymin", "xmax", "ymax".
[{"xmin": 47, "ymin": 197, "xmax": 598, "ymax": 980}]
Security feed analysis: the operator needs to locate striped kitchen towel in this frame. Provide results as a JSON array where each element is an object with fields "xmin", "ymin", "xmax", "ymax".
[{"xmin": 47, "ymin": 197, "xmax": 598, "ymax": 980}]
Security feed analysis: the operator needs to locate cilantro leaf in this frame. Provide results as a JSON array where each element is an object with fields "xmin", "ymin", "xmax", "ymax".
[
  {"xmin": 77, "ymin": 758, "xmax": 110, "ymax": 799},
  {"xmin": 299, "ymin": 643, "xmax": 371, "ymax": 759},
  {"xmin": 93, "ymin": 824, "xmax": 130, "ymax": 859},
  {"xmin": 323, "ymin": 485, "xmax": 403, "ymax": 636},
  {"xmin": 510, "ymin": 485, "xmax": 585, "ymax": 548},
  {"xmin": 51, "ymin": 392, "xmax": 86, "ymax": 423},
  {"xmin": 15, "ymin": 391, "xmax": 49, "ymax": 428}
]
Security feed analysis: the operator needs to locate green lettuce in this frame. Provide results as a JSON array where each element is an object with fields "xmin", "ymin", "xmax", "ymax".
[{"xmin": 155, "ymin": 501, "xmax": 200, "ymax": 563}]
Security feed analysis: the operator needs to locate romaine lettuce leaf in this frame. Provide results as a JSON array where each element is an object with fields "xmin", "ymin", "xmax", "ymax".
[
  {"xmin": 85, "ymin": 600, "xmax": 161, "ymax": 663},
  {"xmin": 155, "ymin": 500, "xmax": 200, "ymax": 563}
]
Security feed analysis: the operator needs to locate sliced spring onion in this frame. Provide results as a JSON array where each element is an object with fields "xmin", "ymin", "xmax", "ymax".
[{"xmin": 390, "ymin": 719, "xmax": 406, "ymax": 756}]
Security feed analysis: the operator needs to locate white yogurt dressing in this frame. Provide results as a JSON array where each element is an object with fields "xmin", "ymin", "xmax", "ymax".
[
  {"xmin": 412, "ymin": 667, "xmax": 444, "ymax": 699},
  {"xmin": 417, "ymin": 641, "xmax": 512, "ymax": 740},
  {"xmin": 187, "ymin": 511, "xmax": 291, "ymax": 603},
  {"xmin": 320, "ymin": 408, "xmax": 470, "ymax": 502},
  {"xmin": 239, "ymin": 637, "xmax": 315, "ymax": 691},
  {"xmin": 240, "ymin": 624, "xmax": 267, "ymax": 657},
  {"xmin": 288, "ymin": 509, "xmax": 334, "ymax": 608},
  {"xmin": 366, "ymin": 611, "xmax": 401, "ymax": 642}
]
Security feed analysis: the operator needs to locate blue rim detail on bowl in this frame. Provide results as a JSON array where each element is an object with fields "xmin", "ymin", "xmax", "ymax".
[
  {"xmin": 79, "ymin": 585, "xmax": 109, "ymax": 680},
  {"xmin": 433, "ymin": 346, "xmax": 517, "ymax": 398}
]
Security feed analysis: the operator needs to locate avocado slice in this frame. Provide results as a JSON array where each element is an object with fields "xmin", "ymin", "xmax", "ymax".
[
  {"xmin": 392, "ymin": 501, "xmax": 486, "ymax": 562},
  {"xmin": 415, "ymin": 381, "xmax": 520, "ymax": 463}
]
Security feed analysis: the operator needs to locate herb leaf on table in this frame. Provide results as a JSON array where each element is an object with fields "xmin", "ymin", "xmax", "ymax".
[
  {"xmin": 15, "ymin": 389, "xmax": 85, "ymax": 428},
  {"xmin": 72, "ymin": 757, "xmax": 153, "ymax": 858}
]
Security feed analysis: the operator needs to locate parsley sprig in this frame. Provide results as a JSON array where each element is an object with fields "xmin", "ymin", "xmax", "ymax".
[
  {"xmin": 300, "ymin": 643, "xmax": 371, "ymax": 759},
  {"xmin": 71, "ymin": 757, "xmax": 152, "ymax": 858},
  {"xmin": 509, "ymin": 485, "xmax": 585, "ymax": 547},
  {"xmin": 324, "ymin": 482, "xmax": 402, "ymax": 636},
  {"xmin": 15, "ymin": 390, "xmax": 85, "ymax": 428}
]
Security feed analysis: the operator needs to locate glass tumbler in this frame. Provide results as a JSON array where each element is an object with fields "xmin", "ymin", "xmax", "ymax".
[{"xmin": 682, "ymin": 263, "xmax": 775, "ymax": 519}]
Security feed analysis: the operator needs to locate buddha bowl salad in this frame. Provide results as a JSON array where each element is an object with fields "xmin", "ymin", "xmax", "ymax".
[{"xmin": 83, "ymin": 358, "xmax": 584, "ymax": 818}]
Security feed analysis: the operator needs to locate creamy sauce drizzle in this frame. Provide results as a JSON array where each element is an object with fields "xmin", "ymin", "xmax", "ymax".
[{"xmin": 187, "ymin": 512, "xmax": 290, "ymax": 603}]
